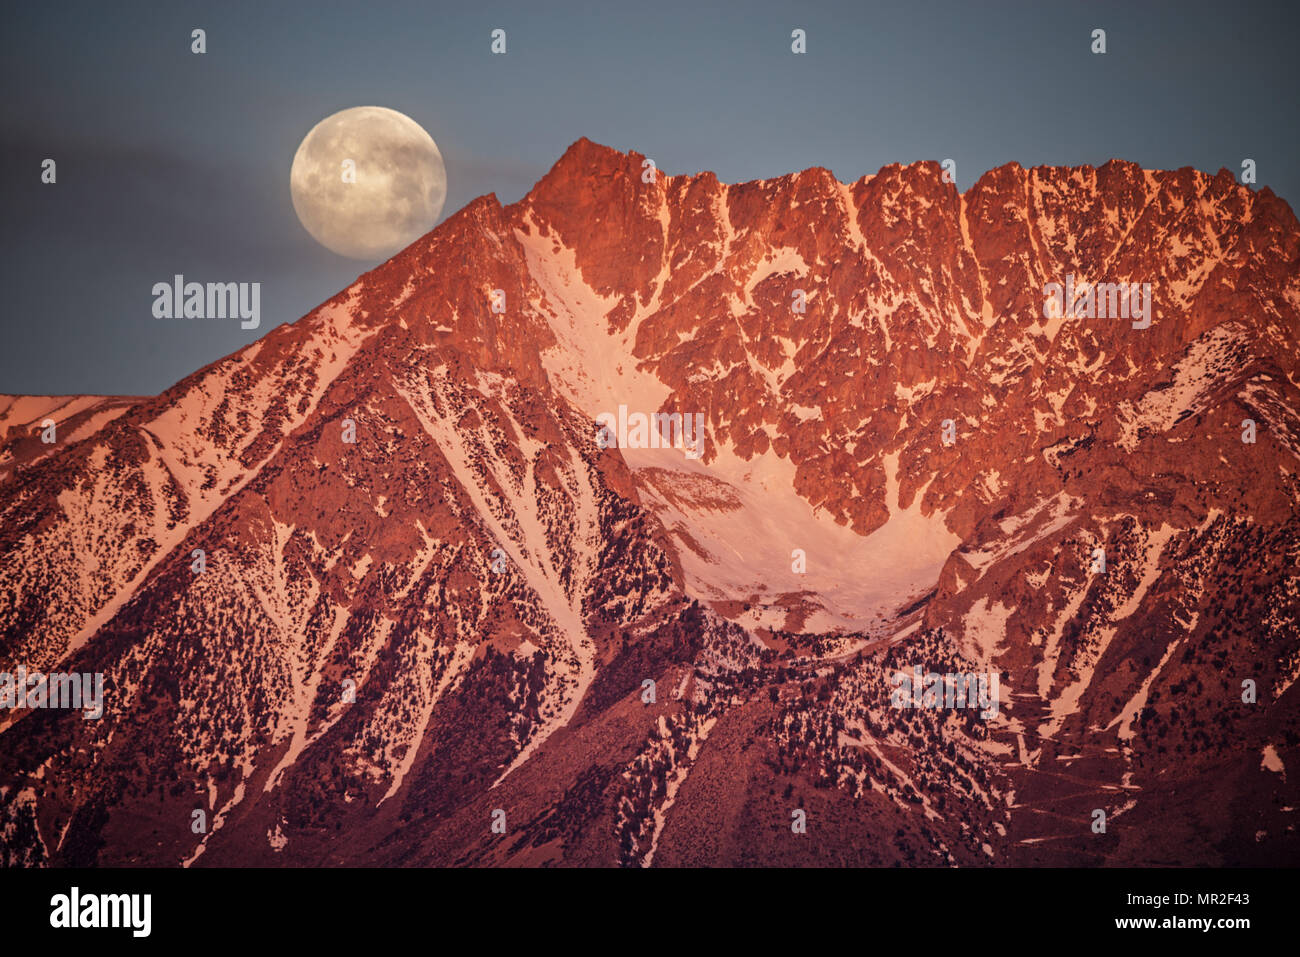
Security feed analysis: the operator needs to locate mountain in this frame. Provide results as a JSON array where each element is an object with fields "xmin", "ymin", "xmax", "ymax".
[{"xmin": 2, "ymin": 138, "xmax": 1298, "ymax": 867}]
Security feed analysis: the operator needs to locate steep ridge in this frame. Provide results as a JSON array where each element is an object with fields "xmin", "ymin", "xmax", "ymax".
[{"xmin": 1, "ymin": 139, "xmax": 1297, "ymax": 867}]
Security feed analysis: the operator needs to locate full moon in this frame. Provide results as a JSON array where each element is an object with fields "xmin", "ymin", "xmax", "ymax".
[{"xmin": 290, "ymin": 106, "xmax": 446, "ymax": 261}]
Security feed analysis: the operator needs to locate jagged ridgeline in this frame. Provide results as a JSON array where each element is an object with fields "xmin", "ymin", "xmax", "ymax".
[{"xmin": 1, "ymin": 140, "xmax": 1297, "ymax": 866}]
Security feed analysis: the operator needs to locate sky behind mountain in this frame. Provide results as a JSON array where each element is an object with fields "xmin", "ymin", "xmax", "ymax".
[{"xmin": 2, "ymin": 0, "xmax": 1297, "ymax": 394}]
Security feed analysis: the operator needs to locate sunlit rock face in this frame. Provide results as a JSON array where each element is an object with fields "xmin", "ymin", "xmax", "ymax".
[{"xmin": 2, "ymin": 139, "xmax": 1297, "ymax": 867}]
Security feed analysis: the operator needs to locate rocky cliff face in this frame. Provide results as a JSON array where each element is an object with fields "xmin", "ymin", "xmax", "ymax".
[{"xmin": 2, "ymin": 138, "xmax": 1297, "ymax": 866}]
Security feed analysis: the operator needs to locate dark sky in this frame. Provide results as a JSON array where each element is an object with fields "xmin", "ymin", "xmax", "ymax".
[{"xmin": 2, "ymin": 0, "xmax": 1296, "ymax": 395}]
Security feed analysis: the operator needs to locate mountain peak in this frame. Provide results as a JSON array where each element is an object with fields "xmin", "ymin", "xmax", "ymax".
[
  {"xmin": 537, "ymin": 136, "xmax": 635, "ymax": 187},
  {"xmin": 5, "ymin": 139, "xmax": 1298, "ymax": 870}
]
